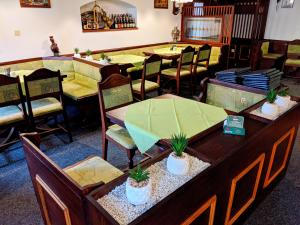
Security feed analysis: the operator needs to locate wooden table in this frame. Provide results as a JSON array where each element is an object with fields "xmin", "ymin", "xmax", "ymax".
[{"xmin": 143, "ymin": 49, "xmax": 182, "ymax": 61}]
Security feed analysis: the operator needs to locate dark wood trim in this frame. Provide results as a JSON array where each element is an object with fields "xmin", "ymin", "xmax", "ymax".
[{"xmin": 0, "ymin": 57, "xmax": 43, "ymax": 66}]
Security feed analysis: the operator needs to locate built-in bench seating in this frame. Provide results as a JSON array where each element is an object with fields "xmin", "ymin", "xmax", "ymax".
[{"xmin": 0, "ymin": 42, "xmax": 227, "ymax": 101}]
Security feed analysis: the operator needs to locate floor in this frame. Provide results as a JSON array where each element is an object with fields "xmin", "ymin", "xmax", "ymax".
[{"xmin": 0, "ymin": 78, "xmax": 299, "ymax": 225}]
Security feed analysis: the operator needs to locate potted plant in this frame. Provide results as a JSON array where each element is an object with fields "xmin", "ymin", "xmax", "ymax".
[
  {"xmin": 99, "ymin": 53, "xmax": 108, "ymax": 64},
  {"xmin": 167, "ymin": 133, "xmax": 190, "ymax": 176},
  {"xmin": 73, "ymin": 48, "xmax": 81, "ymax": 58},
  {"xmin": 126, "ymin": 164, "xmax": 151, "ymax": 205},
  {"xmin": 85, "ymin": 49, "xmax": 93, "ymax": 60},
  {"xmin": 261, "ymin": 89, "xmax": 279, "ymax": 117},
  {"xmin": 275, "ymin": 89, "xmax": 291, "ymax": 108}
]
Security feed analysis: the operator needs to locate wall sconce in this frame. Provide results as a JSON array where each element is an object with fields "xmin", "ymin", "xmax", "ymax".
[{"xmin": 171, "ymin": 0, "xmax": 193, "ymax": 15}]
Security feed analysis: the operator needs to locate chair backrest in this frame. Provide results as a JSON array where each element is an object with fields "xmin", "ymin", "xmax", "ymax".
[
  {"xmin": 261, "ymin": 41, "xmax": 270, "ymax": 55},
  {"xmin": 287, "ymin": 39, "xmax": 300, "ymax": 59},
  {"xmin": 21, "ymin": 133, "xmax": 95, "ymax": 225},
  {"xmin": 195, "ymin": 44, "xmax": 212, "ymax": 68},
  {"xmin": 98, "ymin": 74, "xmax": 134, "ymax": 130},
  {"xmin": 179, "ymin": 46, "xmax": 195, "ymax": 66},
  {"xmin": 100, "ymin": 64, "xmax": 121, "ymax": 81},
  {"xmin": 0, "ymin": 75, "xmax": 26, "ymax": 112}
]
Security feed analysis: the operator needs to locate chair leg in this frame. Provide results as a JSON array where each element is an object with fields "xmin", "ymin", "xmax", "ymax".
[
  {"xmin": 176, "ymin": 79, "xmax": 180, "ymax": 95},
  {"xmin": 128, "ymin": 149, "xmax": 136, "ymax": 169},
  {"xmin": 62, "ymin": 110, "xmax": 73, "ymax": 143},
  {"xmin": 102, "ymin": 137, "xmax": 108, "ymax": 160}
]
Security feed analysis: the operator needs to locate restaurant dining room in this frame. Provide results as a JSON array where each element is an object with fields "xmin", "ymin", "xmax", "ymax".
[{"xmin": 1, "ymin": 0, "xmax": 300, "ymax": 225}]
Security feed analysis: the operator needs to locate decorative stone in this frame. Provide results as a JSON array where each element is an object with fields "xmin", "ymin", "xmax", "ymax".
[
  {"xmin": 167, "ymin": 152, "xmax": 189, "ymax": 175},
  {"xmin": 85, "ymin": 56, "xmax": 93, "ymax": 60},
  {"xmin": 98, "ymin": 155, "xmax": 210, "ymax": 225},
  {"xmin": 275, "ymin": 95, "xmax": 291, "ymax": 109},
  {"xmin": 261, "ymin": 102, "xmax": 279, "ymax": 117},
  {"xmin": 73, "ymin": 53, "xmax": 81, "ymax": 58}
]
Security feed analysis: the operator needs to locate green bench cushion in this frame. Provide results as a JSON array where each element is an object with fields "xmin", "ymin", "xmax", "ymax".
[{"xmin": 63, "ymin": 80, "xmax": 97, "ymax": 101}]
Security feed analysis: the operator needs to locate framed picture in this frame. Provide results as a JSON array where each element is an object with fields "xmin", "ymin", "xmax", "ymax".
[
  {"xmin": 154, "ymin": 0, "xmax": 168, "ymax": 9},
  {"xmin": 20, "ymin": 0, "xmax": 51, "ymax": 8},
  {"xmin": 281, "ymin": 0, "xmax": 295, "ymax": 8}
]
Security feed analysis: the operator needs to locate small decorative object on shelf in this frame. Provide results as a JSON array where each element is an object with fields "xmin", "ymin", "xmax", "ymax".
[
  {"xmin": 261, "ymin": 89, "xmax": 279, "ymax": 117},
  {"xmin": 171, "ymin": 26, "xmax": 180, "ymax": 42},
  {"xmin": 4, "ymin": 67, "xmax": 11, "ymax": 77},
  {"xmin": 167, "ymin": 133, "xmax": 190, "ymax": 175},
  {"xmin": 275, "ymin": 89, "xmax": 291, "ymax": 109},
  {"xmin": 20, "ymin": 0, "xmax": 51, "ymax": 8},
  {"xmin": 73, "ymin": 48, "xmax": 81, "ymax": 58},
  {"xmin": 99, "ymin": 53, "xmax": 111, "ymax": 64},
  {"xmin": 49, "ymin": 36, "xmax": 59, "ymax": 57},
  {"xmin": 126, "ymin": 164, "xmax": 151, "ymax": 206},
  {"xmin": 85, "ymin": 49, "xmax": 93, "ymax": 60},
  {"xmin": 81, "ymin": 1, "xmax": 137, "ymax": 32},
  {"xmin": 154, "ymin": 0, "xmax": 168, "ymax": 9},
  {"xmin": 223, "ymin": 115, "xmax": 245, "ymax": 136}
]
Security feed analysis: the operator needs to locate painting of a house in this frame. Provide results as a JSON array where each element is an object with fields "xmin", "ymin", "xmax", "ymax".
[{"xmin": 20, "ymin": 0, "xmax": 51, "ymax": 8}]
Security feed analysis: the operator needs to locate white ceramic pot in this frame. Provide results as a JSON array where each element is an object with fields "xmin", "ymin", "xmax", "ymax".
[
  {"xmin": 126, "ymin": 178, "xmax": 151, "ymax": 205},
  {"xmin": 99, "ymin": 59, "xmax": 108, "ymax": 64},
  {"xmin": 73, "ymin": 53, "xmax": 81, "ymax": 58},
  {"xmin": 275, "ymin": 95, "xmax": 290, "ymax": 108},
  {"xmin": 261, "ymin": 102, "xmax": 279, "ymax": 117},
  {"xmin": 85, "ymin": 56, "xmax": 93, "ymax": 61},
  {"xmin": 167, "ymin": 152, "xmax": 190, "ymax": 175}
]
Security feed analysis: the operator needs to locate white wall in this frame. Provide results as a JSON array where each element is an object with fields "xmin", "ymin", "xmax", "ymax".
[
  {"xmin": 0, "ymin": 0, "xmax": 180, "ymax": 62},
  {"xmin": 264, "ymin": 0, "xmax": 300, "ymax": 41}
]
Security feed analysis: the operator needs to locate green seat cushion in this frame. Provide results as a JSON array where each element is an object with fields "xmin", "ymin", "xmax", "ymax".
[
  {"xmin": 63, "ymin": 81, "xmax": 97, "ymax": 100},
  {"xmin": 285, "ymin": 59, "xmax": 300, "ymax": 66},
  {"xmin": 132, "ymin": 79, "xmax": 159, "ymax": 93},
  {"xmin": 261, "ymin": 42, "xmax": 270, "ymax": 55},
  {"xmin": 161, "ymin": 66, "xmax": 191, "ymax": 77},
  {"xmin": 0, "ymin": 105, "xmax": 24, "ymax": 126},
  {"xmin": 263, "ymin": 53, "xmax": 283, "ymax": 59},
  {"xmin": 126, "ymin": 65, "xmax": 144, "ymax": 73},
  {"xmin": 198, "ymin": 60, "xmax": 218, "ymax": 66},
  {"xmin": 63, "ymin": 156, "xmax": 123, "ymax": 187},
  {"xmin": 195, "ymin": 66, "xmax": 208, "ymax": 74},
  {"xmin": 20, "ymin": 97, "xmax": 62, "ymax": 117},
  {"xmin": 106, "ymin": 124, "xmax": 136, "ymax": 149},
  {"xmin": 162, "ymin": 59, "xmax": 172, "ymax": 66}
]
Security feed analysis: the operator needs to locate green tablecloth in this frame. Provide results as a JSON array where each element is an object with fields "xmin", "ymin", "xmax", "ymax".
[
  {"xmin": 125, "ymin": 98, "xmax": 228, "ymax": 153},
  {"xmin": 153, "ymin": 47, "xmax": 184, "ymax": 55},
  {"xmin": 109, "ymin": 55, "xmax": 146, "ymax": 67}
]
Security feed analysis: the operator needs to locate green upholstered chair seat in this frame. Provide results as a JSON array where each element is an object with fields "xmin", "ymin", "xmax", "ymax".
[
  {"xmin": 198, "ymin": 60, "xmax": 218, "ymax": 66},
  {"xmin": 126, "ymin": 65, "xmax": 144, "ymax": 73},
  {"xmin": 20, "ymin": 97, "xmax": 62, "ymax": 117},
  {"xmin": 195, "ymin": 66, "xmax": 208, "ymax": 74},
  {"xmin": 106, "ymin": 124, "xmax": 136, "ymax": 149},
  {"xmin": 162, "ymin": 59, "xmax": 172, "ymax": 66},
  {"xmin": 63, "ymin": 81, "xmax": 97, "ymax": 100},
  {"xmin": 285, "ymin": 59, "xmax": 300, "ymax": 66},
  {"xmin": 263, "ymin": 53, "xmax": 283, "ymax": 60},
  {"xmin": 161, "ymin": 66, "xmax": 191, "ymax": 77},
  {"xmin": 63, "ymin": 156, "xmax": 124, "ymax": 187},
  {"xmin": 132, "ymin": 79, "xmax": 159, "ymax": 93},
  {"xmin": 0, "ymin": 105, "xmax": 24, "ymax": 126}
]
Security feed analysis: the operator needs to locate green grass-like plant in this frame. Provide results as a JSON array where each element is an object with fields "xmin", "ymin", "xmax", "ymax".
[
  {"xmin": 86, "ymin": 49, "xmax": 92, "ymax": 56},
  {"xmin": 171, "ymin": 133, "xmax": 188, "ymax": 157},
  {"xmin": 100, "ymin": 53, "xmax": 106, "ymax": 60},
  {"xmin": 129, "ymin": 164, "xmax": 150, "ymax": 183},
  {"xmin": 266, "ymin": 89, "xmax": 277, "ymax": 103},
  {"xmin": 74, "ymin": 48, "xmax": 79, "ymax": 54},
  {"xmin": 277, "ymin": 89, "xmax": 288, "ymax": 97}
]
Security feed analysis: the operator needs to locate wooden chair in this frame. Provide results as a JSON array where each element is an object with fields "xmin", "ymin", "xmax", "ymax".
[
  {"xmin": 0, "ymin": 75, "xmax": 27, "ymax": 151},
  {"xmin": 20, "ymin": 132, "xmax": 123, "ymax": 225},
  {"xmin": 100, "ymin": 64, "xmax": 121, "ymax": 81},
  {"xmin": 259, "ymin": 41, "xmax": 285, "ymax": 70},
  {"xmin": 132, "ymin": 54, "xmax": 162, "ymax": 100},
  {"xmin": 22, "ymin": 68, "xmax": 72, "ymax": 142},
  {"xmin": 193, "ymin": 44, "xmax": 212, "ymax": 76},
  {"xmin": 284, "ymin": 39, "xmax": 300, "ymax": 78},
  {"xmin": 161, "ymin": 46, "xmax": 195, "ymax": 95},
  {"xmin": 98, "ymin": 74, "xmax": 138, "ymax": 169}
]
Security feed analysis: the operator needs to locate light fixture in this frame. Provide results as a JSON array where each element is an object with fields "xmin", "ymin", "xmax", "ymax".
[{"xmin": 171, "ymin": 0, "xmax": 193, "ymax": 15}]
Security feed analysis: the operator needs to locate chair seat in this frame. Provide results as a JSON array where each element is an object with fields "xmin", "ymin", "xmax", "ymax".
[
  {"xmin": 63, "ymin": 156, "xmax": 124, "ymax": 187},
  {"xmin": 195, "ymin": 66, "xmax": 208, "ymax": 74},
  {"xmin": 198, "ymin": 60, "xmax": 218, "ymax": 66},
  {"xmin": 63, "ymin": 81, "xmax": 97, "ymax": 100},
  {"xmin": 106, "ymin": 124, "xmax": 136, "ymax": 149},
  {"xmin": 285, "ymin": 59, "xmax": 300, "ymax": 67},
  {"xmin": 126, "ymin": 66, "xmax": 144, "ymax": 73},
  {"xmin": 20, "ymin": 97, "xmax": 63, "ymax": 117},
  {"xmin": 132, "ymin": 79, "xmax": 159, "ymax": 93},
  {"xmin": 263, "ymin": 53, "xmax": 283, "ymax": 60},
  {"xmin": 161, "ymin": 66, "xmax": 191, "ymax": 77},
  {"xmin": 0, "ymin": 105, "xmax": 24, "ymax": 126}
]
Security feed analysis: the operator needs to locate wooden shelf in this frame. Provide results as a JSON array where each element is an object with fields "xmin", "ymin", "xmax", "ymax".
[{"xmin": 82, "ymin": 28, "xmax": 138, "ymax": 33}]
